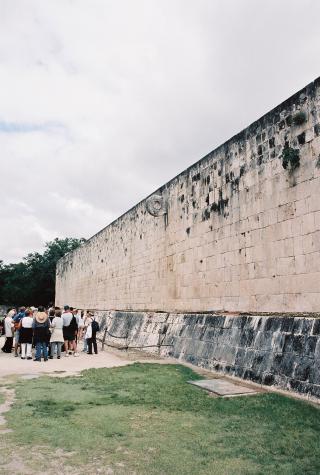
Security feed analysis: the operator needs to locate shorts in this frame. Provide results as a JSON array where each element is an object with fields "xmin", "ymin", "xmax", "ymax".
[
  {"xmin": 63, "ymin": 328, "xmax": 75, "ymax": 341},
  {"xmin": 15, "ymin": 330, "xmax": 20, "ymax": 343}
]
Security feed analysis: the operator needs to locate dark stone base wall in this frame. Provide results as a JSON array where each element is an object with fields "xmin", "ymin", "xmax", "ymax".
[{"xmin": 95, "ymin": 311, "xmax": 320, "ymax": 398}]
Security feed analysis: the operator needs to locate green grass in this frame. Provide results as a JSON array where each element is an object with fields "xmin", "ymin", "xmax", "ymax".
[{"xmin": 0, "ymin": 363, "xmax": 320, "ymax": 474}]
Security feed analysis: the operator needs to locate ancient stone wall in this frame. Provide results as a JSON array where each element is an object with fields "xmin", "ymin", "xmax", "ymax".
[
  {"xmin": 56, "ymin": 77, "xmax": 320, "ymax": 313},
  {"xmin": 95, "ymin": 311, "xmax": 320, "ymax": 399}
]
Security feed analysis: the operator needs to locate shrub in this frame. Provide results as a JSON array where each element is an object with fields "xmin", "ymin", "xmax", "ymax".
[{"xmin": 281, "ymin": 143, "xmax": 300, "ymax": 171}]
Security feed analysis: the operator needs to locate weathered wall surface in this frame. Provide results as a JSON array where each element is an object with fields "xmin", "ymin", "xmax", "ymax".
[
  {"xmin": 96, "ymin": 311, "xmax": 320, "ymax": 399},
  {"xmin": 56, "ymin": 77, "xmax": 320, "ymax": 313}
]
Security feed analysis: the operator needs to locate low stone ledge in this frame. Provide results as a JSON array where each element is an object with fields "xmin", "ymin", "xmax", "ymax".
[{"xmin": 90, "ymin": 310, "xmax": 320, "ymax": 399}]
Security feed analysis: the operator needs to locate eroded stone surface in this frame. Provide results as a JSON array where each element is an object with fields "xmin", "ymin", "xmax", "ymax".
[{"xmin": 94, "ymin": 311, "xmax": 320, "ymax": 398}]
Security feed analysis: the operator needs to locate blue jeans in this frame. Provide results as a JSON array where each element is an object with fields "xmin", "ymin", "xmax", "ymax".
[
  {"xmin": 83, "ymin": 338, "xmax": 88, "ymax": 352},
  {"xmin": 50, "ymin": 342, "xmax": 62, "ymax": 358},
  {"xmin": 35, "ymin": 342, "xmax": 48, "ymax": 360}
]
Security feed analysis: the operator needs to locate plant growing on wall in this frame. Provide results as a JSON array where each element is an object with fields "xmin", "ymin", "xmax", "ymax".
[
  {"xmin": 292, "ymin": 111, "xmax": 306, "ymax": 126},
  {"xmin": 281, "ymin": 143, "xmax": 300, "ymax": 171}
]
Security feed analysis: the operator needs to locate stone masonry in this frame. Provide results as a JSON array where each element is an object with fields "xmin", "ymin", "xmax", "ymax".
[
  {"xmin": 95, "ymin": 311, "xmax": 320, "ymax": 399},
  {"xmin": 56, "ymin": 77, "xmax": 320, "ymax": 313}
]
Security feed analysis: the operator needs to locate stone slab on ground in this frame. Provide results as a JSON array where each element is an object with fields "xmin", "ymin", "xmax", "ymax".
[
  {"xmin": 20, "ymin": 374, "xmax": 40, "ymax": 380},
  {"xmin": 189, "ymin": 379, "xmax": 259, "ymax": 396}
]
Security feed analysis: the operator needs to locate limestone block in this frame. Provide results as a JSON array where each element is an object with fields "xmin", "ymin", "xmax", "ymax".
[
  {"xmin": 291, "ymin": 217, "xmax": 303, "ymax": 237},
  {"xmin": 302, "ymin": 213, "xmax": 315, "ymax": 235},
  {"xmin": 315, "ymin": 211, "xmax": 320, "ymax": 230},
  {"xmin": 277, "ymin": 256, "xmax": 295, "ymax": 276},
  {"xmin": 306, "ymin": 193, "xmax": 320, "ymax": 214},
  {"xmin": 312, "ymin": 231, "xmax": 320, "ymax": 252},
  {"xmin": 305, "ymin": 252, "xmax": 320, "ymax": 273}
]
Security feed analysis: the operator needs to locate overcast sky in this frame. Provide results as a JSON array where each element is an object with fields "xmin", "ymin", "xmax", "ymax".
[{"xmin": 0, "ymin": 0, "xmax": 319, "ymax": 263}]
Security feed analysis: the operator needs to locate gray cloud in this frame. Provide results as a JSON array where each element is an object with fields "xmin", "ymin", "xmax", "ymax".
[{"xmin": 1, "ymin": 0, "xmax": 319, "ymax": 262}]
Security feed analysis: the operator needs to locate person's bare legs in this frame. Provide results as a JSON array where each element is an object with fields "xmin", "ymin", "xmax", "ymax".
[
  {"xmin": 64, "ymin": 340, "xmax": 69, "ymax": 356},
  {"xmin": 68, "ymin": 340, "xmax": 74, "ymax": 355},
  {"xmin": 73, "ymin": 338, "xmax": 79, "ymax": 356}
]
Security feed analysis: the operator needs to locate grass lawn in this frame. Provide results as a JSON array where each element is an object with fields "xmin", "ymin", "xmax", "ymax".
[{"xmin": 0, "ymin": 363, "xmax": 320, "ymax": 474}]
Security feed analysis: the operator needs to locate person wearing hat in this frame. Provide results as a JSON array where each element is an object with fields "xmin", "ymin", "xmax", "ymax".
[{"xmin": 32, "ymin": 306, "xmax": 50, "ymax": 362}]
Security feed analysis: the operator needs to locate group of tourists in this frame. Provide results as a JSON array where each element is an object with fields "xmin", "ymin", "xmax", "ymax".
[{"xmin": 0, "ymin": 305, "xmax": 99, "ymax": 361}]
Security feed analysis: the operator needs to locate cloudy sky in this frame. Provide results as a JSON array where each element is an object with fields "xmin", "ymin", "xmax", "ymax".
[{"xmin": 0, "ymin": 0, "xmax": 319, "ymax": 263}]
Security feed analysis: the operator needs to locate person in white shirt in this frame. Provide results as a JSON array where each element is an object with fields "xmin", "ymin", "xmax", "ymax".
[
  {"xmin": 62, "ymin": 305, "xmax": 78, "ymax": 356},
  {"xmin": 1, "ymin": 308, "xmax": 16, "ymax": 353},
  {"xmin": 50, "ymin": 310, "xmax": 64, "ymax": 359},
  {"xmin": 76, "ymin": 310, "xmax": 84, "ymax": 345},
  {"xmin": 19, "ymin": 309, "xmax": 34, "ymax": 359}
]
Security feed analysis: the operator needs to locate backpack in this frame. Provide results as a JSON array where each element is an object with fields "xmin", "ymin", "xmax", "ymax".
[
  {"xmin": 69, "ymin": 315, "xmax": 78, "ymax": 332},
  {"xmin": 91, "ymin": 319, "xmax": 100, "ymax": 333}
]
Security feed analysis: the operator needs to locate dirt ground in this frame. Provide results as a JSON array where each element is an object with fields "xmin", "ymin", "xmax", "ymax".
[{"xmin": 0, "ymin": 335, "xmax": 167, "ymax": 379}]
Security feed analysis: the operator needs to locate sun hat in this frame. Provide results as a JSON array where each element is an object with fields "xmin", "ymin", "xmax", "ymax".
[{"xmin": 35, "ymin": 312, "xmax": 48, "ymax": 324}]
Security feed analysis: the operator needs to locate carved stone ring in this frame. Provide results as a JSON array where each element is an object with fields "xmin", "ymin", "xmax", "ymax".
[{"xmin": 146, "ymin": 194, "xmax": 167, "ymax": 217}]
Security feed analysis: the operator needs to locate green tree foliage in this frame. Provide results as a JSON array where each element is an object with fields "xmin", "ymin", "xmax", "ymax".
[{"xmin": 0, "ymin": 237, "xmax": 85, "ymax": 307}]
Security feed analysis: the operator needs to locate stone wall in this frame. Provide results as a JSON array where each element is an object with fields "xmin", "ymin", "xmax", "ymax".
[
  {"xmin": 56, "ymin": 76, "xmax": 320, "ymax": 313},
  {"xmin": 95, "ymin": 311, "xmax": 320, "ymax": 399}
]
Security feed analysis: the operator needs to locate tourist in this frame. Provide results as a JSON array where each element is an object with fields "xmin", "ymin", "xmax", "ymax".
[
  {"xmin": 19, "ymin": 309, "xmax": 34, "ymax": 360},
  {"xmin": 1, "ymin": 308, "xmax": 16, "ymax": 353},
  {"xmin": 62, "ymin": 305, "xmax": 79, "ymax": 357},
  {"xmin": 76, "ymin": 310, "xmax": 84, "ymax": 345},
  {"xmin": 48, "ymin": 308, "xmax": 55, "ymax": 323},
  {"xmin": 0, "ymin": 315, "xmax": 4, "ymax": 337},
  {"xmin": 70, "ymin": 307, "xmax": 80, "ymax": 355},
  {"xmin": 33, "ymin": 306, "xmax": 50, "ymax": 362},
  {"xmin": 13, "ymin": 306, "xmax": 25, "ymax": 357},
  {"xmin": 50, "ymin": 310, "xmax": 64, "ymax": 359},
  {"xmin": 47, "ymin": 308, "xmax": 55, "ymax": 357},
  {"xmin": 47, "ymin": 302, "xmax": 54, "ymax": 315},
  {"xmin": 85, "ymin": 313, "xmax": 99, "ymax": 355},
  {"xmin": 82, "ymin": 310, "xmax": 91, "ymax": 353}
]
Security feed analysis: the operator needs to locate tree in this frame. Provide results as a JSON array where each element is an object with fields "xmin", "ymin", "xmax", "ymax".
[{"xmin": 0, "ymin": 237, "xmax": 85, "ymax": 307}]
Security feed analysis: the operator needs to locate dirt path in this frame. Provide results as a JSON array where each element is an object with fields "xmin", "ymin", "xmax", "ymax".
[
  {"xmin": 0, "ymin": 335, "xmax": 166, "ymax": 379},
  {"xmin": 0, "ymin": 387, "xmax": 15, "ymax": 433}
]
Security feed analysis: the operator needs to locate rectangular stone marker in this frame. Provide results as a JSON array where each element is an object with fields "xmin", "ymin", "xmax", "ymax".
[{"xmin": 188, "ymin": 379, "xmax": 259, "ymax": 396}]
